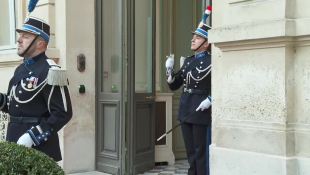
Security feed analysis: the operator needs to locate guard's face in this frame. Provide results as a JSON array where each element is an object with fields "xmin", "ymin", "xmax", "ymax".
[
  {"xmin": 191, "ymin": 34, "xmax": 208, "ymax": 51},
  {"xmin": 16, "ymin": 31, "xmax": 36, "ymax": 57}
]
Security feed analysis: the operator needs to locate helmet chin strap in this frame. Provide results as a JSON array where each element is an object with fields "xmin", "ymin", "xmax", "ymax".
[
  {"xmin": 194, "ymin": 38, "xmax": 207, "ymax": 52},
  {"xmin": 20, "ymin": 34, "xmax": 39, "ymax": 57}
]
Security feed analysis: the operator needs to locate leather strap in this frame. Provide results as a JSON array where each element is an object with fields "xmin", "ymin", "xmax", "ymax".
[
  {"xmin": 183, "ymin": 88, "xmax": 210, "ymax": 95},
  {"xmin": 10, "ymin": 116, "xmax": 40, "ymax": 123}
]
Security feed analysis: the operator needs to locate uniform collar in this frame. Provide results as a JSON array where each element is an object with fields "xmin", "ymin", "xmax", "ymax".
[
  {"xmin": 195, "ymin": 51, "xmax": 206, "ymax": 58},
  {"xmin": 23, "ymin": 52, "xmax": 45, "ymax": 65}
]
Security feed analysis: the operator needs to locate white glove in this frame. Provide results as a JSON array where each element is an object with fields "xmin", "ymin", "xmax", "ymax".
[
  {"xmin": 196, "ymin": 98, "xmax": 211, "ymax": 111},
  {"xmin": 166, "ymin": 69, "xmax": 175, "ymax": 83},
  {"xmin": 165, "ymin": 54, "xmax": 174, "ymax": 69},
  {"xmin": 17, "ymin": 133, "xmax": 33, "ymax": 148}
]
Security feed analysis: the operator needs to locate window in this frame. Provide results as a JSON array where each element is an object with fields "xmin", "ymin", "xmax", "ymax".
[{"xmin": 0, "ymin": 0, "xmax": 17, "ymax": 50}]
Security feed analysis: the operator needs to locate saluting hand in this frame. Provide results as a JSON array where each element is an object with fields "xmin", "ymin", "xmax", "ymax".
[
  {"xmin": 196, "ymin": 97, "xmax": 211, "ymax": 111},
  {"xmin": 17, "ymin": 133, "xmax": 33, "ymax": 148},
  {"xmin": 165, "ymin": 54, "xmax": 174, "ymax": 69}
]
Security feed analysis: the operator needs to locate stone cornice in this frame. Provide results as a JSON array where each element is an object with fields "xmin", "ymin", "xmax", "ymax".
[
  {"xmin": 217, "ymin": 119, "xmax": 310, "ymax": 133},
  {"xmin": 211, "ymin": 36, "xmax": 310, "ymax": 51},
  {"xmin": 209, "ymin": 18, "xmax": 310, "ymax": 51}
]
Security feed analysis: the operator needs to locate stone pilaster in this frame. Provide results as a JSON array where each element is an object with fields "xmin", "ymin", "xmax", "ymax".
[{"xmin": 209, "ymin": 0, "xmax": 310, "ymax": 174}]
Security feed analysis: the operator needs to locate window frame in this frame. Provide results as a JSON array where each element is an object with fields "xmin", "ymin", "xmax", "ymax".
[{"xmin": 0, "ymin": 0, "xmax": 17, "ymax": 51}]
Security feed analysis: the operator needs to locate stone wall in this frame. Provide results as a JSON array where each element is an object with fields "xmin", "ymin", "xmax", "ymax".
[
  {"xmin": 210, "ymin": 0, "xmax": 310, "ymax": 174},
  {"xmin": 0, "ymin": 0, "xmax": 96, "ymax": 173}
]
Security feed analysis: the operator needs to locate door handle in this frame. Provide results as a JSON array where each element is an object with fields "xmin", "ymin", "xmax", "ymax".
[{"xmin": 143, "ymin": 96, "xmax": 157, "ymax": 99}]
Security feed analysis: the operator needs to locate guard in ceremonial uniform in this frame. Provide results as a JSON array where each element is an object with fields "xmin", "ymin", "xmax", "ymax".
[
  {"xmin": 165, "ymin": 6, "xmax": 212, "ymax": 175},
  {"xmin": 0, "ymin": 14, "xmax": 72, "ymax": 162}
]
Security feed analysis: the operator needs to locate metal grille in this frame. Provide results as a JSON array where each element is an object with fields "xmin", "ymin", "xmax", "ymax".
[{"xmin": 0, "ymin": 112, "xmax": 9, "ymax": 141}]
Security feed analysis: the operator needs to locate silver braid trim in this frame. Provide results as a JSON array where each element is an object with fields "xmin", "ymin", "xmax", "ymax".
[
  {"xmin": 186, "ymin": 64, "xmax": 212, "ymax": 86},
  {"xmin": 60, "ymin": 86, "xmax": 68, "ymax": 112},
  {"xmin": 48, "ymin": 86, "xmax": 55, "ymax": 113}
]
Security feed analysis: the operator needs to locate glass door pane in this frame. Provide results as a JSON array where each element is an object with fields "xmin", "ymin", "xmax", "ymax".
[
  {"xmin": 101, "ymin": 0, "xmax": 122, "ymax": 93},
  {"xmin": 134, "ymin": 0, "xmax": 154, "ymax": 93}
]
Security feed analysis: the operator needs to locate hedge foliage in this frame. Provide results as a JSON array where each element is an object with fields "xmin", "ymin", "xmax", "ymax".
[{"xmin": 0, "ymin": 141, "xmax": 65, "ymax": 175}]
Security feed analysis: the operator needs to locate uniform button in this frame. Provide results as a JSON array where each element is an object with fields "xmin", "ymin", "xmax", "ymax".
[
  {"xmin": 46, "ymin": 132, "xmax": 48, "ymax": 135},
  {"xmin": 19, "ymin": 91, "xmax": 22, "ymax": 94},
  {"xmin": 16, "ymin": 97, "xmax": 19, "ymax": 100},
  {"xmin": 195, "ymin": 85, "xmax": 197, "ymax": 88},
  {"xmin": 197, "ymin": 76, "xmax": 200, "ymax": 78},
  {"xmin": 39, "ymin": 137, "xmax": 41, "ymax": 139},
  {"xmin": 29, "ymin": 72, "xmax": 32, "ymax": 75},
  {"xmin": 187, "ymin": 62, "xmax": 189, "ymax": 65},
  {"xmin": 23, "ymin": 83, "xmax": 26, "ymax": 87},
  {"xmin": 26, "ymin": 78, "xmax": 29, "ymax": 81},
  {"xmin": 16, "ymin": 105, "xmax": 19, "ymax": 107},
  {"xmin": 42, "ymin": 135, "xmax": 45, "ymax": 137},
  {"xmin": 201, "ymin": 62, "xmax": 203, "ymax": 64},
  {"xmin": 200, "ymin": 66, "xmax": 202, "ymax": 69},
  {"xmin": 185, "ymin": 66, "xmax": 186, "ymax": 68},
  {"xmin": 183, "ymin": 79, "xmax": 186, "ymax": 81},
  {"xmin": 196, "ymin": 82, "xmax": 199, "ymax": 84},
  {"xmin": 182, "ymin": 69, "xmax": 185, "ymax": 72}
]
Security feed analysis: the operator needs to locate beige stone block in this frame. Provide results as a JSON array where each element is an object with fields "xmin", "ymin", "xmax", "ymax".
[
  {"xmin": 209, "ymin": 19, "xmax": 295, "ymax": 44},
  {"xmin": 294, "ymin": 46, "xmax": 310, "ymax": 124},
  {"xmin": 210, "ymin": 146, "xmax": 298, "ymax": 175},
  {"xmin": 297, "ymin": 157, "xmax": 310, "ymax": 174},
  {"xmin": 224, "ymin": 0, "xmax": 287, "ymax": 26},
  {"xmin": 295, "ymin": 18, "xmax": 310, "ymax": 36},
  {"xmin": 213, "ymin": 47, "xmax": 288, "ymax": 123},
  {"xmin": 295, "ymin": 132, "xmax": 310, "ymax": 157},
  {"xmin": 214, "ymin": 124, "xmax": 295, "ymax": 156},
  {"xmin": 295, "ymin": 0, "xmax": 310, "ymax": 19}
]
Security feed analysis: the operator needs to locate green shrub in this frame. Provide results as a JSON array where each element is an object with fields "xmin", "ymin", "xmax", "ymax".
[{"xmin": 0, "ymin": 141, "xmax": 65, "ymax": 175}]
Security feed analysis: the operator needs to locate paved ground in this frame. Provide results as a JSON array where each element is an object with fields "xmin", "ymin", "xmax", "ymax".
[
  {"xmin": 68, "ymin": 160, "xmax": 189, "ymax": 175},
  {"xmin": 68, "ymin": 171, "xmax": 110, "ymax": 175},
  {"xmin": 140, "ymin": 159, "xmax": 189, "ymax": 175}
]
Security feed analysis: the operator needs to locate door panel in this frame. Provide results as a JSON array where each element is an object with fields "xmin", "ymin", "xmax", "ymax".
[
  {"xmin": 136, "ymin": 103, "xmax": 154, "ymax": 156},
  {"xmin": 96, "ymin": 0, "xmax": 123, "ymax": 174},
  {"xmin": 127, "ymin": 0, "xmax": 156, "ymax": 174}
]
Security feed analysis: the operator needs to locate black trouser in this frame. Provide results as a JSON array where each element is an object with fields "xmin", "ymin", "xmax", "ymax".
[{"xmin": 181, "ymin": 122, "xmax": 208, "ymax": 175}]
